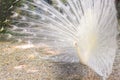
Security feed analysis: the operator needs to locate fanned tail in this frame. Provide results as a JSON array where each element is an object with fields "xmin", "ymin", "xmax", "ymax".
[{"xmin": 11, "ymin": 0, "xmax": 118, "ymax": 78}]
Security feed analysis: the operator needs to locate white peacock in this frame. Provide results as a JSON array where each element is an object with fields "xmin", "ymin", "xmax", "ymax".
[{"xmin": 11, "ymin": 0, "xmax": 118, "ymax": 80}]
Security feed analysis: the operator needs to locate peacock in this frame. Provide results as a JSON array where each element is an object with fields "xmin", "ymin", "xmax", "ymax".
[{"xmin": 11, "ymin": 0, "xmax": 118, "ymax": 80}]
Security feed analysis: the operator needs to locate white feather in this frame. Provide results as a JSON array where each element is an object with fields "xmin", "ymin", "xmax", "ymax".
[{"xmin": 11, "ymin": 0, "xmax": 118, "ymax": 79}]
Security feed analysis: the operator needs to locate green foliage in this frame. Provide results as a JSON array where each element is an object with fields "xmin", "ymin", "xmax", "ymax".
[
  {"xmin": 0, "ymin": 0, "xmax": 20, "ymax": 33},
  {"xmin": 61, "ymin": 0, "xmax": 67, "ymax": 3}
]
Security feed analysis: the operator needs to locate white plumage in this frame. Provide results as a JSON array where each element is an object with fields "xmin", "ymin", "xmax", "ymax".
[{"xmin": 11, "ymin": 0, "xmax": 118, "ymax": 79}]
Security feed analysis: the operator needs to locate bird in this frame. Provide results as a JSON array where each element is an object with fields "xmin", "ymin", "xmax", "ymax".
[{"xmin": 11, "ymin": 0, "xmax": 118, "ymax": 80}]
